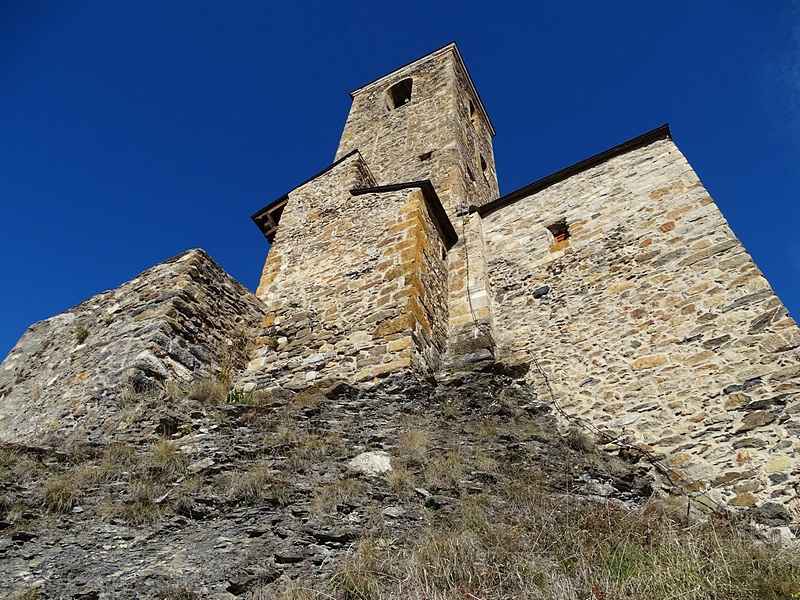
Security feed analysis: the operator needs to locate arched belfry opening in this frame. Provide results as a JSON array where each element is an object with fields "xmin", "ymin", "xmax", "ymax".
[{"xmin": 386, "ymin": 78, "xmax": 413, "ymax": 111}]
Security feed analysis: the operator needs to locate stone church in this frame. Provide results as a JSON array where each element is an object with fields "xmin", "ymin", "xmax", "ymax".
[
  {"xmin": 2, "ymin": 43, "xmax": 799, "ymax": 523},
  {"xmin": 247, "ymin": 43, "xmax": 800, "ymax": 520}
]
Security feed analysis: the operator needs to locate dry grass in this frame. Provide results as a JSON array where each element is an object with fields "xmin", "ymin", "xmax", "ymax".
[
  {"xmin": 42, "ymin": 473, "xmax": 82, "ymax": 512},
  {"xmin": 287, "ymin": 433, "xmax": 335, "ymax": 471},
  {"xmin": 387, "ymin": 466, "xmax": 417, "ymax": 499},
  {"xmin": 246, "ymin": 583, "xmax": 320, "ymax": 600},
  {"xmin": 265, "ymin": 425, "xmax": 343, "ymax": 472},
  {"xmin": 329, "ymin": 490, "xmax": 800, "ymax": 600},
  {"xmin": 311, "ymin": 478, "xmax": 365, "ymax": 514},
  {"xmin": 9, "ymin": 588, "xmax": 43, "ymax": 600},
  {"xmin": 424, "ymin": 449, "xmax": 467, "ymax": 491},
  {"xmin": 395, "ymin": 428, "xmax": 429, "ymax": 467},
  {"xmin": 101, "ymin": 477, "xmax": 164, "ymax": 524},
  {"xmin": 220, "ymin": 462, "xmax": 273, "ymax": 504},
  {"xmin": 188, "ymin": 378, "xmax": 229, "ymax": 404},
  {"xmin": 146, "ymin": 439, "xmax": 188, "ymax": 481}
]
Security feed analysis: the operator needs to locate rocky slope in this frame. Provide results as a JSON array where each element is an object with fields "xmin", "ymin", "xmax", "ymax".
[{"xmin": 0, "ymin": 370, "xmax": 658, "ymax": 599}]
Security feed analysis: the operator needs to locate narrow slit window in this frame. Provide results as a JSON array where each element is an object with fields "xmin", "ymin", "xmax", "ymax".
[
  {"xmin": 547, "ymin": 220, "xmax": 570, "ymax": 244},
  {"xmin": 386, "ymin": 78, "xmax": 413, "ymax": 111},
  {"xmin": 479, "ymin": 154, "xmax": 488, "ymax": 174},
  {"xmin": 469, "ymin": 99, "xmax": 479, "ymax": 130}
]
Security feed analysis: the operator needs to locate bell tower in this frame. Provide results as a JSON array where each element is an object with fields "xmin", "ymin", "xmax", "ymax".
[{"xmin": 334, "ymin": 43, "xmax": 499, "ymax": 217}]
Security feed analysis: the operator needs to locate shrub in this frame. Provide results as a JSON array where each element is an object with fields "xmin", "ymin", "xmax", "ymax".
[{"xmin": 74, "ymin": 324, "xmax": 89, "ymax": 344}]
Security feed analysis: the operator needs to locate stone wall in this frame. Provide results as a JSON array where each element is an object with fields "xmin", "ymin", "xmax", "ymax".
[
  {"xmin": 479, "ymin": 135, "xmax": 800, "ymax": 522},
  {"xmin": 0, "ymin": 249, "xmax": 267, "ymax": 446},
  {"xmin": 247, "ymin": 153, "xmax": 452, "ymax": 389}
]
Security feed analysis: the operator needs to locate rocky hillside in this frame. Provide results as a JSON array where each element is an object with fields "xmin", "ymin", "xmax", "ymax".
[
  {"xmin": 1, "ymin": 369, "xmax": 798, "ymax": 599},
  {"xmin": 1, "ymin": 249, "xmax": 798, "ymax": 599}
]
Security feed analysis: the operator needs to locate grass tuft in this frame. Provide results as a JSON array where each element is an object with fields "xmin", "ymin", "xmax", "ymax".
[
  {"xmin": 188, "ymin": 379, "xmax": 229, "ymax": 404},
  {"xmin": 42, "ymin": 473, "xmax": 82, "ymax": 512}
]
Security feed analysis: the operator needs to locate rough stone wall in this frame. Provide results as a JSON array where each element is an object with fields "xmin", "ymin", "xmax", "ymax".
[
  {"xmin": 334, "ymin": 44, "xmax": 497, "ymax": 218},
  {"xmin": 0, "ymin": 249, "xmax": 267, "ymax": 446},
  {"xmin": 480, "ymin": 136, "xmax": 800, "ymax": 521},
  {"xmin": 444, "ymin": 215, "xmax": 498, "ymax": 367},
  {"xmin": 247, "ymin": 154, "xmax": 450, "ymax": 388}
]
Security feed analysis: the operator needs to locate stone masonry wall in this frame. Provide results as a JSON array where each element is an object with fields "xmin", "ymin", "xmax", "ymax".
[
  {"xmin": 480, "ymin": 136, "xmax": 800, "ymax": 523},
  {"xmin": 247, "ymin": 154, "xmax": 450, "ymax": 389},
  {"xmin": 0, "ymin": 249, "xmax": 267, "ymax": 446}
]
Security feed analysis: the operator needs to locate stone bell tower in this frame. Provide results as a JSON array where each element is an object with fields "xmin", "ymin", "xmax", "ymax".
[
  {"xmin": 333, "ymin": 44, "xmax": 502, "ymax": 366},
  {"xmin": 334, "ymin": 43, "xmax": 498, "ymax": 217}
]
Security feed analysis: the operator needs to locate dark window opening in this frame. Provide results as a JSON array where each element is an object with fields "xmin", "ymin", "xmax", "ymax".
[
  {"xmin": 479, "ymin": 154, "xmax": 488, "ymax": 174},
  {"xmin": 419, "ymin": 150, "xmax": 433, "ymax": 162},
  {"xmin": 469, "ymin": 99, "xmax": 479, "ymax": 130},
  {"xmin": 466, "ymin": 166, "xmax": 476, "ymax": 182},
  {"xmin": 546, "ymin": 220, "xmax": 570, "ymax": 244},
  {"xmin": 387, "ymin": 78, "xmax": 413, "ymax": 110}
]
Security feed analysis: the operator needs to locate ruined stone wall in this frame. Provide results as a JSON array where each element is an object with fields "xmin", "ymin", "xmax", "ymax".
[
  {"xmin": 480, "ymin": 137, "xmax": 800, "ymax": 521},
  {"xmin": 0, "ymin": 249, "xmax": 267, "ymax": 446},
  {"xmin": 334, "ymin": 44, "xmax": 497, "ymax": 217},
  {"xmin": 248, "ymin": 154, "xmax": 450, "ymax": 388}
]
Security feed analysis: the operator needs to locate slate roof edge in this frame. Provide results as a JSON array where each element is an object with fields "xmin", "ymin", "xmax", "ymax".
[{"xmin": 477, "ymin": 124, "xmax": 672, "ymax": 218}]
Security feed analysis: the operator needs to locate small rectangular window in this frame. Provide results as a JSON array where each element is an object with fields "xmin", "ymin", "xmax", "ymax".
[{"xmin": 547, "ymin": 220, "xmax": 569, "ymax": 243}]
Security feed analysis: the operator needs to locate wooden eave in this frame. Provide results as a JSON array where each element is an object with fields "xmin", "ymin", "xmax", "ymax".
[{"xmin": 251, "ymin": 150, "xmax": 363, "ymax": 243}]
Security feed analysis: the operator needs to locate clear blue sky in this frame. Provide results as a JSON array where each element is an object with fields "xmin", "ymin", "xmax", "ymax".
[{"xmin": 1, "ymin": 2, "xmax": 799, "ymax": 359}]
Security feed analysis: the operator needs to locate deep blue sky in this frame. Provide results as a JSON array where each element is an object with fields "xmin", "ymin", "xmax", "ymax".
[{"xmin": 1, "ymin": 2, "xmax": 799, "ymax": 359}]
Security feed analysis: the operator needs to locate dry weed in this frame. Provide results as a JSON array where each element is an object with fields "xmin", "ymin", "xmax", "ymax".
[
  {"xmin": 188, "ymin": 379, "xmax": 229, "ymax": 404},
  {"xmin": 42, "ymin": 473, "xmax": 82, "ymax": 512},
  {"xmin": 221, "ymin": 462, "xmax": 272, "ymax": 504},
  {"xmin": 146, "ymin": 439, "xmax": 188, "ymax": 481},
  {"xmin": 395, "ymin": 428, "xmax": 429, "ymax": 467},
  {"xmin": 311, "ymin": 478, "xmax": 364, "ymax": 514}
]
